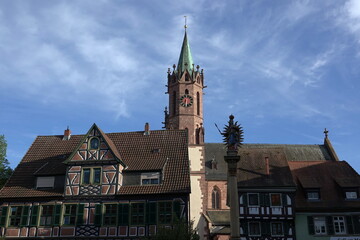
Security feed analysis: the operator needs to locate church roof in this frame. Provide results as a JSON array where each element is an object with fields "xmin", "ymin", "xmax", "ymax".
[
  {"xmin": 205, "ymin": 143, "xmax": 334, "ymax": 181},
  {"xmin": 177, "ymin": 31, "xmax": 194, "ymax": 74},
  {"xmin": 0, "ymin": 129, "xmax": 190, "ymax": 199}
]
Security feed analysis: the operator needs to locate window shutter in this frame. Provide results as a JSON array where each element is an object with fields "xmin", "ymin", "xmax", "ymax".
[
  {"xmin": 173, "ymin": 201, "xmax": 181, "ymax": 220},
  {"xmin": 282, "ymin": 194, "xmax": 287, "ymax": 206},
  {"xmin": 261, "ymin": 221, "xmax": 269, "ymax": 236},
  {"xmin": 264, "ymin": 193, "xmax": 270, "ymax": 206},
  {"xmin": 20, "ymin": 206, "xmax": 30, "ymax": 226},
  {"xmin": 307, "ymin": 216, "xmax": 314, "ymax": 235},
  {"xmin": 53, "ymin": 205, "xmax": 62, "ymax": 226},
  {"xmin": 0, "ymin": 206, "xmax": 8, "ymax": 227},
  {"xmin": 76, "ymin": 204, "xmax": 85, "ymax": 225},
  {"xmin": 242, "ymin": 220, "xmax": 248, "ymax": 235},
  {"xmin": 146, "ymin": 202, "xmax": 157, "ymax": 225},
  {"xmin": 118, "ymin": 204, "xmax": 129, "ymax": 225},
  {"xmin": 353, "ymin": 215, "xmax": 360, "ymax": 234},
  {"xmin": 346, "ymin": 216, "xmax": 354, "ymax": 234},
  {"xmin": 326, "ymin": 216, "xmax": 334, "ymax": 235},
  {"xmin": 242, "ymin": 193, "xmax": 247, "ymax": 206},
  {"xmin": 30, "ymin": 205, "xmax": 39, "ymax": 226},
  {"xmin": 259, "ymin": 193, "xmax": 265, "ymax": 206},
  {"xmin": 94, "ymin": 204, "xmax": 102, "ymax": 226}
]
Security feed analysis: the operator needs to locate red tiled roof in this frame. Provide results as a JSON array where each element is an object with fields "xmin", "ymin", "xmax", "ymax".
[
  {"xmin": 0, "ymin": 129, "xmax": 190, "ymax": 199},
  {"xmin": 289, "ymin": 161, "xmax": 360, "ymax": 211}
]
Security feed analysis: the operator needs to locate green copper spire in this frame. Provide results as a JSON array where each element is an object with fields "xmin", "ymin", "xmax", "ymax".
[{"xmin": 177, "ymin": 31, "xmax": 194, "ymax": 74}]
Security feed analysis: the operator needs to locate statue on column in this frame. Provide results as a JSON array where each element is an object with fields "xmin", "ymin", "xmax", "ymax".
[{"xmin": 222, "ymin": 115, "xmax": 244, "ymax": 151}]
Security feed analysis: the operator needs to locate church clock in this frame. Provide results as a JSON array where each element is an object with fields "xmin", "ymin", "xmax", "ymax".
[{"xmin": 180, "ymin": 94, "xmax": 193, "ymax": 107}]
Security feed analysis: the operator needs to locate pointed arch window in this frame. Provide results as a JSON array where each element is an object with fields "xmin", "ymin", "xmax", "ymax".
[
  {"xmin": 196, "ymin": 92, "xmax": 200, "ymax": 115},
  {"xmin": 212, "ymin": 187, "xmax": 220, "ymax": 209},
  {"xmin": 173, "ymin": 91, "xmax": 177, "ymax": 116}
]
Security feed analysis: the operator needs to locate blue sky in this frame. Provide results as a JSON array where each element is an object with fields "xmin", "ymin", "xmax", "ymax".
[{"xmin": 1, "ymin": 0, "xmax": 360, "ymax": 172}]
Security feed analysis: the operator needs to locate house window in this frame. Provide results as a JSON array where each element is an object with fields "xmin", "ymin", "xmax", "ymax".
[
  {"xmin": 212, "ymin": 188, "xmax": 220, "ymax": 209},
  {"xmin": 141, "ymin": 172, "xmax": 160, "ymax": 185},
  {"xmin": 248, "ymin": 193, "xmax": 259, "ymax": 206},
  {"xmin": 89, "ymin": 137, "xmax": 100, "ymax": 150},
  {"xmin": 82, "ymin": 168, "xmax": 101, "ymax": 185},
  {"xmin": 345, "ymin": 191, "xmax": 358, "ymax": 199},
  {"xmin": 63, "ymin": 205, "xmax": 77, "ymax": 225},
  {"xmin": 9, "ymin": 206, "xmax": 22, "ymax": 227},
  {"xmin": 249, "ymin": 222, "xmax": 261, "ymax": 236},
  {"xmin": 104, "ymin": 204, "xmax": 117, "ymax": 226},
  {"xmin": 36, "ymin": 176, "xmax": 55, "ymax": 189},
  {"xmin": 333, "ymin": 216, "xmax": 346, "ymax": 234},
  {"xmin": 314, "ymin": 217, "xmax": 327, "ymax": 235},
  {"xmin": 158, "ymin": 202, "xmax": 172, "ymax": 224},
  {"xmin": 270, "ymin": 193, "xmax": 282, "ymax": 206},
  {"xmin": 131, "ymin": 203, "xmax": 145, "ymax": 225},
  {"xmin": 40, "ymin": 205, "xmax": 54, "ymax": 226},
  {"xmin": 307, "ymin": 191, "xmax": 320, "ymax": 200},
  {"xmin": 271, "ymin": 222, "xmax": 284, "ymax": 236}
]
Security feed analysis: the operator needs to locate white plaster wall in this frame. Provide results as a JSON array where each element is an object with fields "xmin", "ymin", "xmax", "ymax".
[{"xmin": 188, "ymin": 147, "xmax": 202, "ymax": 171}]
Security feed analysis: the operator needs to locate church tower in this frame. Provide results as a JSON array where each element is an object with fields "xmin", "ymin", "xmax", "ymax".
[{"xmin": 164, "ymin": 28, "xmax": 205, "ymax": 145}]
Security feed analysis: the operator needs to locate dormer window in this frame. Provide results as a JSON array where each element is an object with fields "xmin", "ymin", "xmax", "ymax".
[
  {"xmin": 345, "ymin": 191, "xmax": 358, "ymax": 199},
  {"xmin": 141, "ymin": 172, "xmax": 160, "ymax": 185},
  {"xmin": 307, "ymin": 190, "xmax": 320, "ymax": 200},
  {"xmin": 36, "ymin": 176, "xmax": 55, "ymax": 189},
  {"xmin": 89, "ymin": 137, "xmax": 100, "ymax": 150}
]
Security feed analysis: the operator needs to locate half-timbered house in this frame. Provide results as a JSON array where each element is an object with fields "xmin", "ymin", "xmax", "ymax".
[{"xmin": 0, "ymin": 124, "xmax": 190, "ymax": 239}]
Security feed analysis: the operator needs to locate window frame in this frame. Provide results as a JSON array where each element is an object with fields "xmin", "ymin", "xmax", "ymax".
[
  {"xmin": 270, "ymin": 193, "xmax": 282, "ymax": 207},
  {"xmin": 62, "ymin": 204, "xmax": 77, "ymax": 226},
  {"xmin": 89, "ymin": 137, "xmax": 100, "ymax": 150},
  {"xmin": 212, "ymin": 188, "xmax": 220, "ymax": 209},
  {"xmin": 141, "ymin": 172, "xmax": 160, "ymax": 186},
  {"xmin": 130, "ymin": 202, "xmax": 145, "ymax": 225},
  {"xmin": 248, "ymin": 221, "xmax": 261, "ymax": 236},
  {"xmin": 36, "ymin": 176, "xmax": 55, "ymax": 189},
  {"xmin": 345, "ymin": 191, "xmax": 358, "ymax": 200},
  {"xmin": 333, "ymin": 216, "xmax": 346, "ymax": 235},
  {"xmin": 158, "ymin": 201, "xmax": 172, "ymax": 224},
  {"xmin": 307, "ymin": 191, "xmax": 320, "ymax": 200},
  {"xmin": 248, "ymin": 193, "xmax": 259, "ymax": 207},
  {"xmin": 103, "ymin": 204, "xmax": 118, "ymax": 226},
  {"xmin": 81, "ymin": 167, "xmax": 102, "ymax": 185},
  {"xmin": 271, "ymin": 222, "xmax": 284, "ymax": 236},
  {"xmin": 39, "ymin": 205, "xmax": 54, "ymax": 226},
  {"xmin": 313, "ymin": 216, "xmax": 327, "ymax": 235},
  {"xmin": 8, "ymin": 206, "xmax": 23, "ymax": 227}
]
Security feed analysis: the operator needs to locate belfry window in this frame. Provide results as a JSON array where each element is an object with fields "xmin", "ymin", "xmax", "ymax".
[
  {"xmin": 196, "ymin": 92, "xmax": 200, "ymax": 115},
  {"xmin": 212, "ymin": 188, "xmax": 220, "ymax": 209},
  {"xmin": 89, "ymin": 137, "xmax": 100, "ymax": 150},
  {"xmin": 185, "ymin": 89, "xmax": 189, "ymax": 94}
]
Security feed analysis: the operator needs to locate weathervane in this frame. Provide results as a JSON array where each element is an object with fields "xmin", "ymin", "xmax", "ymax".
[
  {"xmin": 184, "ymin": 16, "xmax": 188, "ymax": 30},
  {"xmin": 221, "ymin": 115, "xmax": 244, "ymax": 151}
]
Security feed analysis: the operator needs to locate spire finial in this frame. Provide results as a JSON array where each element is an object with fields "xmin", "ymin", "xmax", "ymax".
[
  {"xmin": 324, "ymin": 128, "xmax": 329, "ymax": 139},
  {"xmin": 184, "ymin": 16, "xmax": 188, "ymax": 31}
]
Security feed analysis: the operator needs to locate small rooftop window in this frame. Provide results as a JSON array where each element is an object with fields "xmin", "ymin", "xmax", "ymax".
[
  {"xmin": 141, "ymin": 172, "xmax": 160, "ymax": 185},
  {"xmin": 36, "ymin": 176, "xmax": 55, "ymax": 189},
  {"xmin": 345, "ymin": 191, "xmax": 358, "ymax": 199},
  {"xmin": 307, "ymin": 191, "xmax": 320, "ymax": 200}
]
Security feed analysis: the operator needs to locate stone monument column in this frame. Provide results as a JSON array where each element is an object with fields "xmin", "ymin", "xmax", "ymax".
[{"xmin": 221, "ymin": 115, "xmax": 243, "ymax": 240}]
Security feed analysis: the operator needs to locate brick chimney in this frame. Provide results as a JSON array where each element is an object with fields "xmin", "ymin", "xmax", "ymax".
[
  {"xmin": 265, "ymin": 157, "xmax": 270, "ymax": 175},
  {"xmin": 63, "ymin": 126, "xmax": 71, "ymax": 140},
  {"xmin": 144, "ymin": 122, "xmax": 150, "ymax": 136}
]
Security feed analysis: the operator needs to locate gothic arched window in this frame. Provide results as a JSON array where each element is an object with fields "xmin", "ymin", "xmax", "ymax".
[
  {"xmin": 173, "ymin": 91, "xmax": 177, "ymax": 116},
  {"xmin": 196, "ymin": 92, "xmax": 200, "ymax": 115},
  {"xmin": 212, "ymin": 187, "xmax": 220, "ymax": 209}
]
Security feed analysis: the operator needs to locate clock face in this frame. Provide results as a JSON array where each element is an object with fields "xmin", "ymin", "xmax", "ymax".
[{"xmin": 180, "ymin": 94, "xmax": 193, "ymax": 107}]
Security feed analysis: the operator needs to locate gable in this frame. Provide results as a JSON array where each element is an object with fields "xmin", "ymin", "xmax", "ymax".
[{"xmin": 64, "ymin": 124, "xmax": 125, "ymax": 166}]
